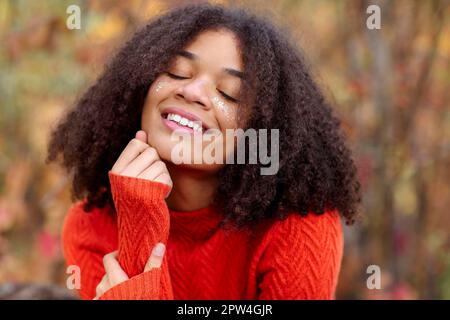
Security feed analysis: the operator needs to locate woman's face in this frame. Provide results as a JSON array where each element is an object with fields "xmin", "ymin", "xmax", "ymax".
[{"xmin": 141, "ymin": 29, "xmax": 244, "ymax": 172}]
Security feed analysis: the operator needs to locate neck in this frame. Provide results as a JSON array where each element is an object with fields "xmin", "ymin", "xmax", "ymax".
[{"xmin": 165, "ymin": 163, "xmax": 219, "ymax": 212}]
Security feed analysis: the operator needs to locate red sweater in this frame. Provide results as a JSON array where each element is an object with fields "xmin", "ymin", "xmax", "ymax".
[{"xmin": 62, "ymin": 171, "xmax": 344, "ymax": 300}]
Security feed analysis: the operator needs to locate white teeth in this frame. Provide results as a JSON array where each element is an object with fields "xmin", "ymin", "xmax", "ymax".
[{"xmin": 166, "ymin": 113, "xmax": 203, "ymax": 132}]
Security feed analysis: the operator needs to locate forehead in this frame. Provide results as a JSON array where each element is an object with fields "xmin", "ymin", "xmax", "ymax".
[{"xmin": 181, "ymin": 29, "xmax": 243, "ymax": 71}]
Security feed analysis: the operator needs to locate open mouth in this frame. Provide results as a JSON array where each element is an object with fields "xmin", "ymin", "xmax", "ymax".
[
  {"xmin": 160, "ymin": 106, "xmax": 211, "ymax": 135},
  {"xmin": 161, "ymin": 112, "xmax": 207, "ymax": 134}
]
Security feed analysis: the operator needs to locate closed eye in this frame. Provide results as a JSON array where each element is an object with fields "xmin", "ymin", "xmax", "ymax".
[
  {"xmin": 218, "ymin": 89, "xmax": 239, "ymax": 103},
  {"xmin": 166, "ymin": 71, "xmax": 239, "ymax": 103},
  {"xmin": 166, "ymin": 72, "xmax": 190, "ymax": 80}
]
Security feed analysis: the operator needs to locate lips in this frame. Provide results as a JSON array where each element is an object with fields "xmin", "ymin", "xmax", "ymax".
[{"xmin": 161, "ymin": 107, "xmax": 210, "ymax": 132}]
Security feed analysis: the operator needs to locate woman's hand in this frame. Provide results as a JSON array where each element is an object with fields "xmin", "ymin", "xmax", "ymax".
[
  {"xmin": 110, "ymin": 130, "xmax": 173, "ymax": 195},
  {"xmin": 94, "ymin": 242, "xmax": 166, "ymax": 300}
]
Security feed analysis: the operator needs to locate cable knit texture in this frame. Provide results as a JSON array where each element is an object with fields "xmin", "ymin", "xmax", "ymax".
[{"xmin": 62, "ymin": 171, "xmax": 344, "ymax": 300}]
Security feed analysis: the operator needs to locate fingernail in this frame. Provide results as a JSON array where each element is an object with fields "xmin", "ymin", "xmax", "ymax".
[{"xmin": 153, "ymin": 243, "xmax": 165, "ymax": 257}]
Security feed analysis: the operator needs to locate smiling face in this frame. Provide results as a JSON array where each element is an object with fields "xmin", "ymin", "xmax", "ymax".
[{"xmin": 141, "ymin": 29, "xmax": 244, "ymax": 172}]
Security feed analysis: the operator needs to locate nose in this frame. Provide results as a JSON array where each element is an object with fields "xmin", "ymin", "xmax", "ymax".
[{"xmin": 175, "ymin": 78, "xmax": 212, "ymax": 109}]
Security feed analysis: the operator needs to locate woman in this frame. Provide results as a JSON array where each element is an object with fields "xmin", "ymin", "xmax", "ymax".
[{"xmin": 47, "ymin": 4, "xmax": 360, "ymax": 300}]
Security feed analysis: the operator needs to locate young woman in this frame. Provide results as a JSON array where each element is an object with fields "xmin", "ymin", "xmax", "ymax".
[{"xmin": 47, "ymin": 4, "xmax": 360, "ymax": 300}]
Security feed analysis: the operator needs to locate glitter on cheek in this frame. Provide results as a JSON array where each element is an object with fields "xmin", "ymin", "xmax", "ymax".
[
  {"xmin": 211, "ymin": 96, "xmax": 235, "ymax": 123},
  {"xmin": 211, "ymin": 96, "xmax": 226, "ymax": 109},
  {"xmin": 154, "ymin": 81, "xmax": 168, "ymax": 92}
]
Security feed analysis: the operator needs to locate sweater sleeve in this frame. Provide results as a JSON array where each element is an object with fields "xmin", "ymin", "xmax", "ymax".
[
  {"xmin": 100, "ymin": 171, "xmax": 174, "ymax": 300},
  {"xmin": 107, "ymin": 171, "xmax": 170, "ymax": 277},
  {"xmin": 62, "ymin": 172, "xmax": 174, "ymax": 300},
  {"xmin": 256, "ymin": 210, "xmax": 344, "ymax": 300}
]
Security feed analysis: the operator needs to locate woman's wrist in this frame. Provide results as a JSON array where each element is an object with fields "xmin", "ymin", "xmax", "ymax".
[{"xmin": 108, "ymin": 170, "xmax": 171, "ymax": 203}]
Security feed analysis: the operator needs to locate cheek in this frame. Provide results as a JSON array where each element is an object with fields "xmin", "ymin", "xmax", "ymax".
[
  {"xmin": 147, "ymin": 79, "xmax": 171, "ymax": 104},
  {"xmin": 142, "ymin": 78, "xmax": 174, "ymax": 122},
  {"xmin": 153, "ymin": 80, "xmax": 169, "ymax": 93},
  {"xmin": 210, "ymin": 100, "xmax": 240, "ymax": 160},
  {"xmin": 211, "ymin": 96, "xmax": 238, "ymax": 129},
  {"xmin": 141, "ymin": 79, "xmax": 171, "ymax": 147}
]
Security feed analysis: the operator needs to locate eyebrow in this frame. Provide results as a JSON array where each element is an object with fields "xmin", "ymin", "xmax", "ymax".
[{"xmin": 177, "ymin": 50, "xmax": 245, "ymax": 80}]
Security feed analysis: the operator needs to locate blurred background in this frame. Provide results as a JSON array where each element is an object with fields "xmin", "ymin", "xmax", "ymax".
[{"xmin": 0, "ymin": 0, "xmax": 449, "ymax": 299}]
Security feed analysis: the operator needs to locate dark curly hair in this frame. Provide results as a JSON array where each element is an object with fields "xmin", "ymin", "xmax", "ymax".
[{"xmin": 47, "ymin": 3, "xmax": 361, "ymax": 229}]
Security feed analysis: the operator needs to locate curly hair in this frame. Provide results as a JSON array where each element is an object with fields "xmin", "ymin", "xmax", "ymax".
[{"xmin": 47, "ymin": 3, "xmax": 361, "ymax": 229}]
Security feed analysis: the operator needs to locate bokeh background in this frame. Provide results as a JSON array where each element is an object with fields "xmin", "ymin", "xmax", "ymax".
[{"xmin": 0, "ymin": 0, "xmax": 449, "ymax": 299}]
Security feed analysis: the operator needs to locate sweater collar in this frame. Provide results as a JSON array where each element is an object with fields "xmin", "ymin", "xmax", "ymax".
[{"xmin": 169, "ymin": 205, "xmax": 224, "ymax": 242}]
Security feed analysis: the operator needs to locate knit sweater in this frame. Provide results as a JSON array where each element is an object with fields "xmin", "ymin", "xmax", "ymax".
[{"xmin": 62, "ymin": 171, "xmax": 344, "ymax": 300}]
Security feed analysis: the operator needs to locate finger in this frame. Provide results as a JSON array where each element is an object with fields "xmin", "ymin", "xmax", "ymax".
[
  {"xmin": 137, "ymin": 160, "xmax": 168, "ymax": 181},
  {"xmin": 103, "ymin": 251, "xmax": 129, "ymax": 286},
  {"xmin": 144, "ymin": 243, "xmax": 166, "ymax": 272},
  {"xmin": 111, "ymin": 138, "xmax": 149, "ymax": 173},
  {"xmin": 154, "ymin": 172, "xmax": 173, "ymax": 190},
  {"xmin": 135, "ymin": 130, "xmax": 147, "ymax": 143},
  {"xmin": 95, "ymin": 274, "xmax": 109, "ymax": 299},
  {"xmin": 120, "ymin": 147, "xmax": 159, "ymax": 177}
]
